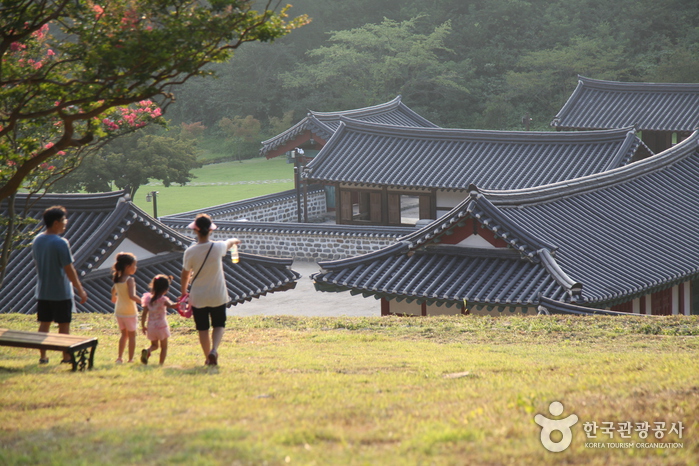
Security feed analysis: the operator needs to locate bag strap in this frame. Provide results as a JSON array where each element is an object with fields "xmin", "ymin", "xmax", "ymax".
[{"xmin": 187, "ymin": 243, "xmax": 214, "ymax": 293}]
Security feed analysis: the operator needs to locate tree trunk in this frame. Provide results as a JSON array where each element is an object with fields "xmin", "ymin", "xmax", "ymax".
[{"xmin": 0, "ymin": 192, "xmax": 17, "ymax": 289}]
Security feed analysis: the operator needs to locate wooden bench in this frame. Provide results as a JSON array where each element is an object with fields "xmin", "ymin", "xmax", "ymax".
[{"xmin": 0, "ymin": 328, "xmax": 98, "ymax": 371}]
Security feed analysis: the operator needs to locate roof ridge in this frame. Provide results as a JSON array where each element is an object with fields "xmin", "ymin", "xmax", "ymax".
[
  {"xmin": 13, "ymin": 190, "xmax": 129, "ymax": 210},
  {"xmin": 537, "ymin": 296, "xmax": 643, "ymax": 316},
  {"xmin": 72, "ymin": 196, "xmax": 132, "ymax": 272},
  {"xmin": 537, "ymin": 249, "xmax": 583, "ymax": 301},
  {"xmin": 310, "ymin": 96, "xmax": 402, "ymax": 118},
  {"xmin": 335, "ymin": 117, "xmax": 638, "ymax": 142},
  {"xmin": 578, "ymin": 75, "xmax": 699, "ymax": 92},
  {"xmin": 482, "ymin": 130, "xmax": 699, "ymax": 206}
]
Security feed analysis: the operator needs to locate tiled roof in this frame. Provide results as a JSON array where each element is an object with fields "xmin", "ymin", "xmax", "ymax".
[
  {"xmin": 304, "ymin": 119, "xmax": 646, "ymax": 190},
  {"xmin": 82, "ymin": 251, "xmax": 299, "ymax": 313},
  {"xmin": 312, "ymin": 191, "xmax": 579, "ymax": 308},
  {"xmin": 259, "ymin": 96, "xmax": 438, "ymax": 157},
  {"xmin": 0, "ymin": 191, "xmax": 300, "ymax": 314},
  {"xmin": 551, "ymin": 75, "xmax": 699, "ymax": 132},
  {"xmin": 313, "ymin": 131, "xmax": 699, "ymax": 309},
  {"xmin": 313, "ymin": 243, "xmax": 567, "ymax": 308}
]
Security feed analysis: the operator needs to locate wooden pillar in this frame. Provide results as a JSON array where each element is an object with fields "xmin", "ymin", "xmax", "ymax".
[{"xmin": 381, "ymin": 298, "xmax": 390, "ymax": 316}]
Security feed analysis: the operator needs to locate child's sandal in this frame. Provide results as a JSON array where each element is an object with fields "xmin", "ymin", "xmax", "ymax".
[{"xmin": 140, "ymin": 348, "xmax": 150, "ymax": 365}]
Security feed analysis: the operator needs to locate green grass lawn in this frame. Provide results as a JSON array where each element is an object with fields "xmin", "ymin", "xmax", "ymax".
[
  {"xmin": 1, "ymin": 314, "xmax": 698, "ymax": 465},
  {"xmin": 132, "ymin": 156, "xmax": 295, "ymax": 217}
]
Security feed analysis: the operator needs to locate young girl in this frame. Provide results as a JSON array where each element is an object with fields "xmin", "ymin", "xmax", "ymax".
[
  {"xmin": 111, "ymin": 252, "xmax": 140, "ymax": 363},
  {"xmin": 140, "ymin": 274, "xmax": 177, "ymax": 365}
]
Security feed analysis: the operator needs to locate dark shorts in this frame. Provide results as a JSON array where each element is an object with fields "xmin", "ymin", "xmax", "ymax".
[
  {"xmin": 192, "ymin": 304, "xmax": 226, "ymax": 331},
  {"xmin": 37, "ymin": 299, "xmax": 73, "ymax": 324}
]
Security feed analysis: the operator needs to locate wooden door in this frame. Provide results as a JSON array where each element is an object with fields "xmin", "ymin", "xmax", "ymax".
[
  {"xmin": 419, "ymin": 194, "xmax": 432, "ymax": 219},
  {"xmin": 651, "ymin": 288, "xmax": 672, "ymax": 315},
  {"xmin": 388, "ymin": 193, "xmax": 400, "ymax": 224},
  {"xmin": 340, "ymin": 190, "xmax": 352, "ymax": 223},
  {"xmin": 370, "ymin": 192, "xmax": 382, "ymax": 222}
]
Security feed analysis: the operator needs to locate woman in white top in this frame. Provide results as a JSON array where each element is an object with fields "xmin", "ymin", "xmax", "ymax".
[{"xmin": 180, "ymin": 214, "xmax": 240, "ymax": 366}]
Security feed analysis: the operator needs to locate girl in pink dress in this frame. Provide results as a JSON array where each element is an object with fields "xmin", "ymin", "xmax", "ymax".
[{"xmin": 140, "ymin": 275, "xmax": 177, "ymax": 365}]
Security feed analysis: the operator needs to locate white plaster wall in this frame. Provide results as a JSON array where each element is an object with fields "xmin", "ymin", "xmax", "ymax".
[
  {"xmin": 99, "ymin": 238, "xmax": 157, "ymax": 270},
  {"xmin": 391, "ymin": 300, "xmax": 422, "ymax": 316},
  {"xmin": 436, "ymin": 190, "xmax": 468, "ymax": 217},
  {"xmin": 426, "ymin": 303, "xmax": 462, "ymax": 316}
]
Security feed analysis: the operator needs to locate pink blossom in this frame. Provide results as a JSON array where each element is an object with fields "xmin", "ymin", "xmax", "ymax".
[
  {"xmin": 32, "ymin": 24, "xmax": 49, "ymax": 40},
  {"xmin": 44, "ymin": 142, "xmax": 54, "ymax": 149},
  {"xmin": 10, "ymin": 42, "xmax": 26, "ymax": 52},
  {"xmin": 102, "ymin": 118, "xmax": 119, "ymax": 131}
]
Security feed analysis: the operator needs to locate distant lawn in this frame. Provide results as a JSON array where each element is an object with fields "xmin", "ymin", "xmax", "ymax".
[
  {"xmin": 132, "ymin": 156, "xmax": 295, "ymax": 217},
  {"xmin": 1, "ymin": 314, "xmax": 697, "ymax": 465}
]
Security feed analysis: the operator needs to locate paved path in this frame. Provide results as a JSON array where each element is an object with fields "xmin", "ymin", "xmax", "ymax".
[{"xmin": 228, "ymin": 260, "xmax": 379, "ymax": 317}]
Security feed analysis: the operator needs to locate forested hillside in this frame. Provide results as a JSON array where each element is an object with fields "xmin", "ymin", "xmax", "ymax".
[{"xmin": 166, "ymin": 0, "xmax": 699, "ymax": 134}]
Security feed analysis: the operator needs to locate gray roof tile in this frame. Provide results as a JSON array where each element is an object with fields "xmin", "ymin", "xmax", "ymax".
[
  {"xmin": 313, "ymin": 131, "xmax": 699, "ymax": 309},
  {"xmin": 552, "ymin": 76, "xmax": 699, "ymax": 132},
  {"xmin": 260, "ymin": 96, "xmax": 438, "ymax": 157},
  {"xmin": 0, "ymin": 192, "xmax": 300, "ymax": 314},
  {"xmin": 305, "ymin": 119, "xmax": 646, "ymax": 190}
]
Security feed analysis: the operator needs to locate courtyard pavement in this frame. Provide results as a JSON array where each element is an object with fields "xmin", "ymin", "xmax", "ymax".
[{"xmin": 228, "ymin": 260, "xmax": 379, "ymax": 317}]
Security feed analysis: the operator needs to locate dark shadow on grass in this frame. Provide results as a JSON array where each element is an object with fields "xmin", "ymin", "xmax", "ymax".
[
  {"xmin": 0, "ymin": 366, "xmax": 24, "ymax": 373},
  {"xmin": 162, "ymin": 365, "xmax": 220, "ymax": 376}
]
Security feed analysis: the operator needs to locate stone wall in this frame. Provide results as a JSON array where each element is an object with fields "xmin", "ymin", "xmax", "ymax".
[
  {"xmin": 163, "ymin": 187, "xmax": 328, "ymax": 224},
  {"xmin": 166, "ymin": 221, "xmax": 414, "ymax": 261},
  {"xmin": 162, "ymin": 187, "xmax": 415, "ymax": 261}
]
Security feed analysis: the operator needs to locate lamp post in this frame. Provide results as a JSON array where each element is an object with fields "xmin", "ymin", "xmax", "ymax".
[
  {"xmin": 146, "ymin": 190, "xmax": 159, "ymax": 218},
  {"xmin": 292, "ymin": 148, "xmax": 305, "ymax": 223}
]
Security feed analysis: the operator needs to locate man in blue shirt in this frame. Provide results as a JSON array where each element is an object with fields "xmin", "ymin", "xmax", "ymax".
[{"xmin": 32, "ymin": 206, "xmax": 88, "ymax": 364}]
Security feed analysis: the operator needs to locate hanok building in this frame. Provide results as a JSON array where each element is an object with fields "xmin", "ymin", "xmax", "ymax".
[
  {"xmin": 551, "ymin": 75, "xmax": 699, "ymax": 154},
  {"xmin": 0, "ymin": 191, "xmax": 300, "ymax": 315},
  {"xmin": 259, "ymin": 96, "xmax": 438, "ymax": 160},
  {"xmin": 260, "ymin": 96, "xmax": 439, "ymax": 214},
  {"xmin": 312, "ymin": 131, "xmax": 699, "ymax": 316},
  {"xmin": 303, "ymin": 119, "xmax": 651, "ymax": 226}
]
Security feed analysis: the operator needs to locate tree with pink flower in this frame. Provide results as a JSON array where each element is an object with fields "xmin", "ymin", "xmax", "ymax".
[{"xmin": 0, "ymin": 0, "xmax": 308, "ymax": 284}]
